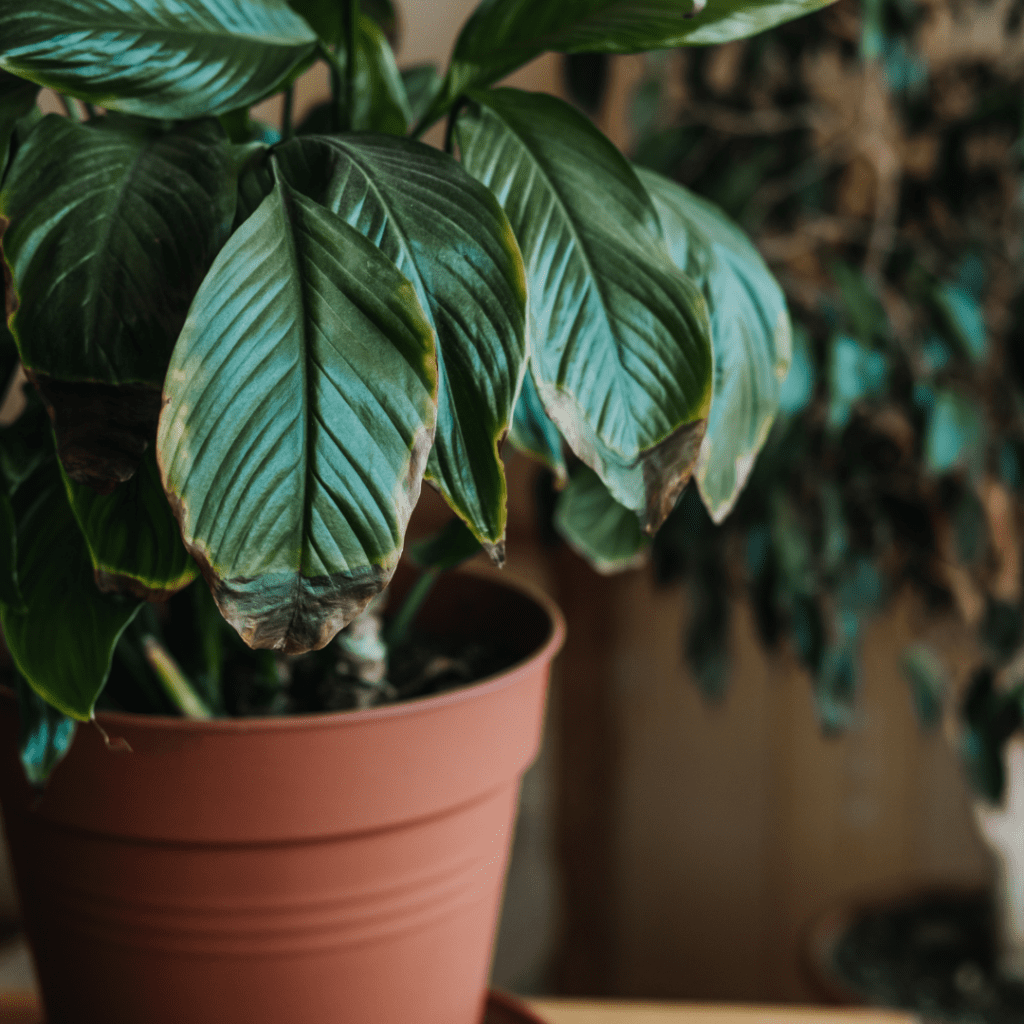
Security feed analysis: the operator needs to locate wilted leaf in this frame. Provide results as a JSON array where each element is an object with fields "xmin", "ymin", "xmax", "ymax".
[
  {"xmin": 456, "ymin": 89, "xmax": 712, "ymax": 534},
  {"xmin": 158, "ymin": 171, "xmax": 437, "ymax": 654}
]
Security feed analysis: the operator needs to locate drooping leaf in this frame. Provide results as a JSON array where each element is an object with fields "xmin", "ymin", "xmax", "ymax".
[
  {"xmin": 62, "ymin": 448, "xmax": 198, "ymax": 600},
  {"xmin": 1, "ymin": 454, "xmax": 141, "ymax": 719},
  {"xmin": 456, "ymin": 89, "xmax": 712, "ymax": 534},
  {"xmin": 509, "ymin": 368, "xmax": 567, "ymax": 485},
  {"xmin": 0, "ymin": 70, "xmax": 38, "ymax": 185},
  {"xmin": 427, "ymin": 0, "xmax": 838, "ymax": 125},
  {"xmin": 265, "ymin": 133, "xmax": 526, "ymax": 556},
  {"xmin": 158, "ymin": 170, "xmax": 437, "ymax": 655},
  {"xmin": 638, "ymin": 166, "xmax": 791, "ymax": 524},
  {"xmin": 0, "ymin": 114, "xmax": 237, "ymax": 489},
  {"xmin": 554, "ymin": 465, "xmax": 649, "ymax": 574},
  {"xmin": 16, "ymin": 674, "xmax": 76, "ymax": 788},
  {"xmin": 0, "ymin": 0, "xmax": 318, "ymax": 119}
]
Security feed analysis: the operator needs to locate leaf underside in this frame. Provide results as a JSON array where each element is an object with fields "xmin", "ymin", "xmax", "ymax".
[
  {"xmin": 158, "ymin": 173, "xmax": 438, "ymax": 654},
  {"xmin": 456, "ymin": 89, "xmax": 712, "ymax": 534}
]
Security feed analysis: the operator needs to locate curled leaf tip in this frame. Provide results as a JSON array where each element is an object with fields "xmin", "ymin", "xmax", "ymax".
[{"xmin": 641, "ymin": 416, "xmax": 708, "ymax": 535}]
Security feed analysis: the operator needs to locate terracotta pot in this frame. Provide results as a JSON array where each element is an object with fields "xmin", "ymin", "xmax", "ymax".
[{"xmin": 0, "ymin": 566, "xmax": 564, "ymax": 1024}]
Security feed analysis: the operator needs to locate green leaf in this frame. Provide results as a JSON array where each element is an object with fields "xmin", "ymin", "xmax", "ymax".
[
  {"xmin": 639, "ymin": 167, "xmax": 791, "ymax": 524},
  {"xmin": 456, "ymin": 90, "xmax": 712, "ymax": 534},
  {"xmin": 0, "ymin": 70, "xmax": 38, "ymax": 185},
  {"xmin": 0, "ymin": 0, "xmax": 318, "ymax": 119},
  {"xmin": 933, "ymin": 281, "xmax": 987, "ymax": 363},
  {"xmin": 266, "ymin": 133, "xmax": 527, "ymax": 556},
  {"xmin": 778, "ymin": 324, "xmax": 815, "ymax": 414},
  {"xmin": 0, "ymin": 114, "xmax": 237, "ymax": 489},
  {"xmin": 289, "ymin": 0, "xmax": 397, "ymax": 46},
  {"xmin": 408, "ymin": 517, "xmax": 482, "ymax": 572},
  {"xmin": 158, "ymin": 170, "xmax": 438, "ymax": 655},
  {"xmin": 427, "ymin": 0, "xmax": 837, "ymax": 123},
  {"xmin": 554, "ymin": 465, "xmax": 649, "ymax": 574},
  {"xmin": 62, "ymin": 448, "xmax": 198, "ymax": 600},
  {"xmin": 924, "ymin": 390, "xmax": 984, "ymax": 474},
  {"xmin": 509, "ymin": 368, "xmax": 567, "ymax": 485},
  {"xmin": 1, "ymin": 455, "xmax": 140, "ymax": 720},
  {"xmin": 827, "ymin": 333, "xmax": 887, "ymax": 429},
  {"xmin": 402, "ymin": 64, "xmax": 443, "ymax": 124},
  {"xmin": 16, "ymin": 674, "xmax": 76, "ymax": 788},
  {"xmin": 351, "ymin": 15, "xmax": 412, "ymax": 135}
]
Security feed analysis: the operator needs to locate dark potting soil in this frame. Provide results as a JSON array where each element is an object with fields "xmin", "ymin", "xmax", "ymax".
[{"xmin": 832, "ymin": 890, "xmax": 1024, "ymax": 1023}]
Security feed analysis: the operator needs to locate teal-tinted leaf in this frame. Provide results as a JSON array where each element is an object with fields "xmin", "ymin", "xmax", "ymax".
[
  {"xmin": 457, "ymin": 90, "xmax": 712, "ymax": 534},
  {"xmin": 924, "ymin": 390, "xmax": 984, "ymax": 474},
  {"xmin": 901, "ymin": 643, "xmax": 946, "ymax": 730},
  {"xmin": 16, "ymin": 674, "xmax": 76, "ymax": 788},
  {"xmin": 815, "ymin": 642, "xmax": 858, "ymax": 733},
  {"xmin": 827, "ymin": 333, "xmax": 887, "ymax": 428},
  {"xmin": 778, "ymin": 324, "xmax": 815, "ymax": 414},
  {"xmin": 0, "ymin": 114, "xmax": 237, "ymax": 489},
  {"xmin": 62, "ymin": 448, "xmax": 198, "ymax": 600},
  {"xmin": 639, "ymin": 166, "xmax": 791, "ymax": 523},
  {"xmin": 554, "ymin": 465, "xmax": 649, "ymax": 574},
  {"xmin": 836, "ymin": 557, "xmax": 884, "ymax": 611},
  {"xmin": 158, "ymin": 171, "xmax": 437, "ymax": 655},
  {"xmin": 1, "ymin": 455, "xmax": 140, "ymax": 719},
  {"xmin": 509, "ymin": 368, "xmax": 567, "ymax": 486},
  {"xmin": 934, "ymin": 282, "xmax": 987, "ymax": 363},
  {"xmin": 267, "ymin": 133, "xmax": 526, "ymax": 556},
  {"xmin": 0, "ymin": 70, "xmax": 38, "ymax": 184},
  {"xmin": 429, "ymin": 0, "xmax": 837, "ymax": 123},
  {"xmin": 0, "ymin": 0, "xmax": 317, "ymax": 119},
  {"xmin": 402, "ymin": 64, "xmax": 442, "ymax": 124}
]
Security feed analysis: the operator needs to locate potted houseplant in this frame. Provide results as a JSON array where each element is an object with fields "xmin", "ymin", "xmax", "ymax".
[
  {"xmin": 0, "ymin": 0, "xmax": 836, "ymax": 1021},
  {"xmin": 560, "ymin": 0, "xmax": 1022, "ymax": 1015}
]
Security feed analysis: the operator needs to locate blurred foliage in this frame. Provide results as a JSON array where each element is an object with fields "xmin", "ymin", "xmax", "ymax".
[{"xmin": 623, "ymin": 0, "xmax": 1024, "ymax": 797}]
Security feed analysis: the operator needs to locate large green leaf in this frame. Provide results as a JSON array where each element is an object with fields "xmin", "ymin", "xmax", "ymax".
[
  {"xmin": 0, "ymin": 0, "xmax": 317, "ymax": 119},
  {"xmin": 456, "ymin": 90, "xmax": 712, "ymax": 534},
  {"xmin": 1, "ymin": 454, "xmax": 140, "ymax": 720},
  {"xmin": 0, "ymin": 114, "xmax": 237, "ymax": 489},
  {"xmin": 638, "ymin": 167, "xmax": 791, "ymax": 523},
  {"xmin": 62, "ymin": 448, "xmax": 198, "ymax": 600},
  {"xmin": 158, "ymin": 170, "xmax": 437, "ymax": 655},
  {"xmin": 264, "ymin": 133, "xmax": 527, "ymax": 556},
  {"xmin": 0, "ymin": 70, "xmax": 37, "ymax": 185},
  {"xmin": 426, "ymin": 0, "xmax": 837, "ymax": 124},
  {"xmin": 554, "ymin": 465, "xmax": 649, "ymax": 573}
]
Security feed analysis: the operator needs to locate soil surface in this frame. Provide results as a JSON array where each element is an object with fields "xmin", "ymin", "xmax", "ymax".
[{"xmin": 832, "ymin": 891, "xmax": 1024, "ymax": 1023}]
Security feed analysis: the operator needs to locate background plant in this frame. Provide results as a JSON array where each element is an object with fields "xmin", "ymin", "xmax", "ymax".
[
  {"xmin": 0, "ymin": 0, "xmax": 843, "ymax": 783},
  {"xmin": 554, "ymin": 0, "xmax": 1024, "ymax": 801}
]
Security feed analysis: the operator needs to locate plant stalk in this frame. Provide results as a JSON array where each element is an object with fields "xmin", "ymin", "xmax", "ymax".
[
  {"xmin": 56, "ymin": 94, "xmax": 80, "ymax": 122},
  {"xmin": 341, "ymin": 0, "xmax": 360, "ymax": 133},
  {"xmin": 281, "ymin": 86, "xmax": 294, "ymax": 140},
  {"xmin": 142, "ymin": 636, "xmax": 213, "ymax": 720},
  {"xmin": 383, "ymin": 568, "xmax": 439, "ymax": 649}
]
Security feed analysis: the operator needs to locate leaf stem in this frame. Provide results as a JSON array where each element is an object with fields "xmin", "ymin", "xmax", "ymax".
[
  {"xmin": 383, "ymin": 568, "xmax": 439, "ymax": 649},
  {"xmin": 443, "ymin": 96, "xmax": 470, "ymax": 155},
  {"xmin": 56, "ymin": 94, "xmax": 80, "ymax": 122},
  {"xmin": 142, "ymin": 635, "xmax": 212, "ymax": 720},
  {"xmin": 282, "ymin": 85, "xmax": 294, "ymax": 140},
  {"xmin": 341, "ymin": 0, "xmax": 360, "ymax": 133},
  {"xmin": 322, "ymin": 43, "xmax": 344, "ymax": 133},
  {"xmin": 82, "ymin": 102, "xmax": 96, "ymax": 120}
]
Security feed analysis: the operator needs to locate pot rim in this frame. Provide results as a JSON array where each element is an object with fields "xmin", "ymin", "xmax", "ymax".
[{"xmin": 2, "ymin": 564, "xmax": 565, "ymax": 735}]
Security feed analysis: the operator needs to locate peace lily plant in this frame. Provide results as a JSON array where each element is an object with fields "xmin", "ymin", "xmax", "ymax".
[{"xmin": 0, "ymin": 0, "xmax": 826, "ymax": 781}]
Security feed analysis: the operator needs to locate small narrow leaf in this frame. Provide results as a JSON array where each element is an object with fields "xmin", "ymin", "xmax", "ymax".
[
  {"xmin": 267, "ymin": 133, "xmax": 527, "ymax": 554},
  {"xmin": 554, "ymin": 465, "xmax": 649, "ymax": 574},
  {"xmin": 639, "ymin": 167, "xmax": 791, "ymax": 523},
  {"xmin": 1, "ymin": 455, "xmax": 141, "ymax": 720},
  {"xmin": 62, "ymin": 448, "xmax": 198, "ymax": 600},
  {"xmin": 0, "ymin": 0, "xmax": 318, "ymax": 119},
  {"xmin": 16, "ymin": 674, "xmax": 76, "ymax": 788},
  {"xmin": 158, "ymin": 171, "xmax": 438, "ymax": 654},
  {"xmin": 0, "ymin": 114, "xmax": 237, "ymax": 488},
  {"xmin": 457, "ymin": 90, "xmax": 712, "ymax": 534}
]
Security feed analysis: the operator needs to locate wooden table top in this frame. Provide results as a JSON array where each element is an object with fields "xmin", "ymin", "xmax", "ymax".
[{"xmin": 527, "ymin": 1001, "xmax": 918, "ymax": 1024}]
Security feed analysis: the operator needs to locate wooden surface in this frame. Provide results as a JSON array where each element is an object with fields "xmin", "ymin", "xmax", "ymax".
[{"xmin": 528, "ymin": 1001, "xmax": 918, "ymax": 1024}]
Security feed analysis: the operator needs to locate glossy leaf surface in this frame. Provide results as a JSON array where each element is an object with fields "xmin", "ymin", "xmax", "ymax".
[
  {"xmin": 62, "ymin": 448, "xmax": 198, "ymax": 600},
  {"xmin": 269, "ymin": 133, "xmax": 527, "ymax": 553},
  {"xmin": 17, "ymin": 674, "xmax": 76, "ymax": 788},
  {"xmin": 1, "ymin": 455, "xmax": 140, "ymax": 720},
  {"xmin": 430, "ymin": 0, "xmax": 837, "ymax": 121},
  {"xmin": 457, "ymin": 90, "xmax": 712, "ymax": 533},
  {"xmin": 639, "ymin": 167, "xmax": 791, "ymax": 523},
  {"xmin": 158, "ymin": 173, "xmax": 437, "ymax": 654},
  {"xmin": 554, "ymin": 465, "xmax": 649, "ymax": 574},
  {"xmin": 0, "ymin": 114, "xmax": 236, "ymax": 487},
  {"xmin": 0, "ymin": 0, "xmax": 317, "ymax": 119}
]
